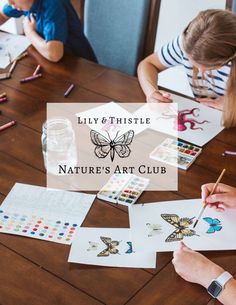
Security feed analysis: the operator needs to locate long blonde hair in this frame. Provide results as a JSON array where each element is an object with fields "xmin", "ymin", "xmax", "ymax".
[{"xmin": 182, "ymin": 9, "xmax": 236, "ymax": 128}]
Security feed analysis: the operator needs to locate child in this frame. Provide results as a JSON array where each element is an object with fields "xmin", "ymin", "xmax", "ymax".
[
  {"xmin": 173, "ymin": 183, "xmax": 236, "ymax": 304},
  {"xmin": 0, "ymin": 0, "xmax": 97, "ymax": 63},
  {"xmin": 138, "ymin": 9, "xmax": 236, "ymax": 128}
]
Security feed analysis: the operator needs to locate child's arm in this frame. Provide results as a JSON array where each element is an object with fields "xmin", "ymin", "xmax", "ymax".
[
  {"xmin": 0, "ymin": 10, "xmax": 9, "ymax": 24},
  {"xmin": 137, "ymin": 54, "xmax": 172, "ymax": 103},
  {"xmin": 23, "ymin": 15, "xmax": 63, "ymax": 62},
  {"xmin": 173, "ymin": 242, "xmax": 236, "ymax": 305}
]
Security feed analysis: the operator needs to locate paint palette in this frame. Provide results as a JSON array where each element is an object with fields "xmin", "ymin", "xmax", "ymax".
[
  {"xmin": 150, "ymin": 138, "xmax": 202, "ymax": 170},
  {"xmin": 97, "ymin": 174, "xmax": 149, "ymax": 206},
  {"xmin": 0, "ymin": 209, "xmax": 79, "ymax": 245}
]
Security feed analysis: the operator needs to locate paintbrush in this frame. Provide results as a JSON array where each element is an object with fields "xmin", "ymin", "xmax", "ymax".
[{"xmin": 193, "ymin": 168, "xmax": 226, "ymax": 228}]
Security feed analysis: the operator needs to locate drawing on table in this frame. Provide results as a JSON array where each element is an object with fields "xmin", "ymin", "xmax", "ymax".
[
  {"xmin": 160, "ymin": 108, "xmax": 209, "ymax": 131},
  {"xmin": 90, "ymin": 129, "xmax": 134, "ymax": 162},
  {"xmin": 87, "ymin": 241, "xmax": 99, "ymax": 251},
  {"xmin": 125, "ymin": 241, "xmax": 134, "ymax": 254},
  {"xmin": 146, "ymin": 223, "xmax": 162, "ymax": 237},
  {"xmin": 161, "ymin": 214, "xmax": 199, "ymax": 242},
  {"xmin": 203, "ymin": 217, "xmax": 222, "ymax": 234},
  {"xmin": 97, "ymin": 236, "xmax": 120, "ymax": 257}
]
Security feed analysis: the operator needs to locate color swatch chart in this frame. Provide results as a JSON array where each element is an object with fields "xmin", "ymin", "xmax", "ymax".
[
  {"xmin": 97, "ymin": 174, "xmax": 149, "ymax": 206},
  {"xmin": 150, "ymin": 138, "xmax": 202, "ymax": 170},
  {"xmin": 0, "ymin": 209, "xmax": 79, "ymax": 245}
]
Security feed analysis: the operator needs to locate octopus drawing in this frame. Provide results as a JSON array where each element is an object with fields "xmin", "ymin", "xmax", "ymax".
[{"xmin": 161, "ymin": 108, "xmax": 209, "ymax": 131}]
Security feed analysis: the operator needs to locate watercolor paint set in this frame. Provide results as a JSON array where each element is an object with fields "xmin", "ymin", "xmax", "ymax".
[
  {"xmin": 150, "ymin": 138, "xmax": 202, "ymax": 170},
  {"xmin": 97, "ymin": 174, "xmax": 149, "ymax": 206},
  {"xmin": 0, "ymin": 209, "xmax": 79, "ymax": 245}
]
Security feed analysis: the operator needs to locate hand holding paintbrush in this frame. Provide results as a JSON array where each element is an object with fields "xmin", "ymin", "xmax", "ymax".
[{"xmin": 193, "ymin": 168, "xmax": 226, "ymax": 228}]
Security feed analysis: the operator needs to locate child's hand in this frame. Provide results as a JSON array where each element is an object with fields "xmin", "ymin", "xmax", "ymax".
[
  {"xmin": 202, "ymin": 183, "xmax": 236, "ymax": 212},
  {"xmin": 147, "ymin": 90, "xmax": 172, "ymax": 103},
  {"xmin": 173, "ymin": 242, "xmax": 224, "ymax": 288},
  {"xmin": 196, "ymin": 96, "xmax": 224, "ymax": 110},
  {"xmin": 23, "ymin": 14, "xmax": 36, "ymax": 37}
]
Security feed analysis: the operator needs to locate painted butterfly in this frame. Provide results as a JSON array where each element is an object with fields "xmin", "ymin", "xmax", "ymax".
[
  {"xmin": 161, "ymin": 214, "xmax": 198, "ymax": 242},
  {"xmin": 87, "ymin": 241, "xmax": 99, "ymax": 251},
  {"xmin": 146, "ymin": 223, "xmax": 162, "ymax": 237},
  {"xmin": 97, "ymin": 236, "xmax": 120, "ymax": 257},
  {"xmin": 90, "ymin": 130, "xmax": 134, "ymax": 162},
  {"xmin": 203, "ymin": 217, "xmax": 222, "ymax": 234},
  {"xmin": 126, "ymin": 241, "xmax": 134, "ymax": 254}
]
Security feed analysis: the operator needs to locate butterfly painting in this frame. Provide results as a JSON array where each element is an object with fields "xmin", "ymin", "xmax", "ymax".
[
  {"xmin": 203, "ymin": 217, "xmax": 222, "ymax": 234},
  {"xmin": 146, "ymin": 223, "xmax": 162, "ymax": 237},
  {"xmin": 97, "ymin": 236, "xmax": 120, "ymax": 257},
  {"xmin": 126, "ymin": 241, "xmax": 134, "ymax": 254},
  {"xmin": 90, "ymin": 130, "xmax": 134, "ymax": 162},
  {"xmin": 87, "ymin": 241, "xmax": 99, "ymax": 252},
  {"xmin": 161, "ymin": 214, "xmax": 198, "ymax": 242}
]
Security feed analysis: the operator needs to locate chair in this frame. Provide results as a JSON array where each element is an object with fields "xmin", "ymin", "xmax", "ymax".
[
  {"xmin": 232, "ymin": 0, "xmax": 236, "ymax": 11},
  {"xmin": 83, "ymin": 0, "xmax": 156, "ymax": 75}
]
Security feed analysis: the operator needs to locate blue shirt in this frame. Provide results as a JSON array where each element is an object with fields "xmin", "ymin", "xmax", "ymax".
[
  {"xmin": 157, "ymin": 35, "xmax": 230, "ymax": 98},
  {"xmin": 3, "ymin": 0, "xmax": 97, "ymax": 62}
]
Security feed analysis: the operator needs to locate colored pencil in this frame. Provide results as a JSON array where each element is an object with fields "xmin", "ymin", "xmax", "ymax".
[
  {"xmin": 20, "ymin": 73, "xmax": 42, "ymax": 83},
  {"xmin": 64, "ymin": 84, "xmax": 75, "ymax": 97},
  {"xmin": 222, "ymin": 151, "xmax": 236, "ymax": 156},
  {"xmin": 0, "ymin": 92, "xmax": 7, "ymax": 98},
  {"xmin": 0, "ymin": 120, "xmax": 16, "ymax": 132},
  {"xmin": 15, "ymin": 52, "xmax": 28, "ymax": 61},
  {"xmin": 0, "ymin": 97, "xmax": 7, "ymax": 103},
  {"xmin": 9, "ymin": 60, "xmax": 17, "ymax": 74},
  {"xmin": 193, "ymin": 168, "xmax": 226, "ymax": 228},
  {"xmin": 33, "ymin": 65, "xmax": 41, "ymax": 76}
]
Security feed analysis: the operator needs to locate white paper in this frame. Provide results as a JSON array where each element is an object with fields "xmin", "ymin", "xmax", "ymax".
[
  {"xmin": 133, "ymin": 94, "xmax": 223, "ymax": 146},
  {"xmin": 159, "ymin": 66, "xmax": 194, "ymax": 98},
  {"xmin": 68, "ymin": 227, "xmax": 157, "ymax": 268},
  {"xmin": 0, "ymin": 31, "xmax": 31, "ymax": 68},
  {"xmin": 1, "ymin": 183, "xmax": 95, "ymax": 224},
  {"xmin": 129, "ymin": 199, "xmax": 236, "ymax": 252}
]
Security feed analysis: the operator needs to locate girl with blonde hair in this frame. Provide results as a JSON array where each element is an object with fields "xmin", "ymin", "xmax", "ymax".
[{"xmin": 138, "ymin": 9, "xmax": 236, "ymax": 128}]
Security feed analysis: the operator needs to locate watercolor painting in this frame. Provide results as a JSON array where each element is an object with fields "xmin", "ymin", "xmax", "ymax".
[
  {"xmin": 87, "ymin": 241, "xmax": 99, "ymax": 251},
  {"xmin": 203, "ymin": 217, "xmax": 222, "ymax": 234},
  {"xmin": 68, "ymin": 228, "xmax": 156, "ymax": 268},
  {"xmin": 133, "ymin": 94, "xmax": 224, "ymax": 146},
  {"xmin": 160, "ymin": 108, "xmax": 210, "ymax": 131},
  {"xmin": 97, "ymin": 236, "xmax": 120, "ymax": 257},
  {"xmin": 129, "ymin": 199, "xmax": 236, "ymax": 252},
  {"xmin": 161, "ymin": 214, "xmax": 199, "ymax": 242},
  {"xmin": 125, "ymin": 241, "xmax": 134, "ymax": 254},
  {"xmin": 146, "ymin": 223, "xmax": 162, "ymax": 237}
]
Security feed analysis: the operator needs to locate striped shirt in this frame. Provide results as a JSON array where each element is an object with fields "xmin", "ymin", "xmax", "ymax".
[{"xmin": 157, "ymin": 35, "xmax": 231, "ymax": 98}]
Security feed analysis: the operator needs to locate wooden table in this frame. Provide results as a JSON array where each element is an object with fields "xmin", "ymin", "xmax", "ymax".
[{"xmin": 0, "ymin": 47, "xmax": 236, "ymax": 305}]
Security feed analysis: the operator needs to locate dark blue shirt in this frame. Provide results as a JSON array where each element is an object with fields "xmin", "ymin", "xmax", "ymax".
[{"xmin": 3, "ymin": 0, "xmax": 97, "ymax": 62}]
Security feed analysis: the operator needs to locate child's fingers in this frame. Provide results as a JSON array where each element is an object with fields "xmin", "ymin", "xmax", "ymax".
[
  {"xmin": 148, "ymin": 91, "xmax": 172, "ymax": 103},
  {"xmin": 197, "ymin": 98, "xmax": 222, "ymax": 110}
]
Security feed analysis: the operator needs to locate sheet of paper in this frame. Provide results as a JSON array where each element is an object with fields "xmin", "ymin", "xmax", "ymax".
[
  {"xmin": 133, "ymin": 94, "xmax": 224, "ymax": 146},
  {"xmin": 68, "ymin": 227, "xmax": 157, "ymax": 268},
  {"xmin": 129, "ymin": 199, "xmax": 236, "ymax": 252},
  {"xmin": 0, "ymin": 183, "xmax": 95, "ymax": 244},
  {"xmin": 0, "ymin": 31, "xmax": 31, "ymax": 68},
  {"xmin": 0, "ymin": 209, "xmax": 79, "ymax": 245},
  {"xmin": 159, "ymin": 66, "xmax": 194, "ymax": 98}
]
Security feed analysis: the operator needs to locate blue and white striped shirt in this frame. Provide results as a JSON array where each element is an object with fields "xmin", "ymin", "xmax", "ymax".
[{"xmin": 157, "ymin": 35, "xmax": 230, "ymax": 98}]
